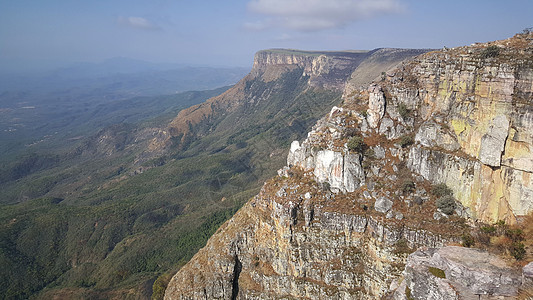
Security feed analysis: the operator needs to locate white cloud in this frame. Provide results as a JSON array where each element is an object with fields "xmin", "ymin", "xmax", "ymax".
[
  {"xmin": 247, "ymin": 0, "xmax": 404, "ymax": 31},
  {"xmin": 117, "ymin": 16, "xmax": 161, "ymax": 30}
]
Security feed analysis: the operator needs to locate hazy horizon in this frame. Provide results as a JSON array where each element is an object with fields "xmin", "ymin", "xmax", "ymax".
[{"xmin": 1, "ymin": 0, "xmax": 532, "ymax": 73}]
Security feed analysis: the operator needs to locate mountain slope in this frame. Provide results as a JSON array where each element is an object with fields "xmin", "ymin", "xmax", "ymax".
[
  {"xmin": 164, "ymin": 32, "xmax": 533, "ymax": 299},
  {"xmin": 0, "ymin": 47, "xmax": 425, "ymax": 299}
]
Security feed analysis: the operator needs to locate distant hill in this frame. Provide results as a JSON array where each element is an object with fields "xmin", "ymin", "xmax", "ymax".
[{"xmin": 0, "ymin": 61, "xmax": 249, "ymax": 160}]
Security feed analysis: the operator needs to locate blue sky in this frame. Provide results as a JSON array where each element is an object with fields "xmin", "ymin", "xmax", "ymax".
[{"xmin": 1, "ymin": 0, "xmax": 532, "ymax": 72}]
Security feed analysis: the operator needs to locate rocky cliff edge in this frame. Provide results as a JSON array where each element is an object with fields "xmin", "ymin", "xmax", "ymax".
[{"xmin": 164, "ymin": 32, "xmax": 533, "ymax": 299}]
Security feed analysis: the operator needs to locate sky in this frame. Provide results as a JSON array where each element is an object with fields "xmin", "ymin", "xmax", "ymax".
[{"xmin": 1, "ymin": 0, "xmax": 532, "ymax": 72}]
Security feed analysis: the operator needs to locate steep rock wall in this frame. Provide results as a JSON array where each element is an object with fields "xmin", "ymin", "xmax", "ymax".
[
  {"xmin": 165, "ymin": 178, "xmax": 455, "ymax": 299},
  {"xmin": 164, "ymin": 48, "xmax": 424, "ymax": 149},
  {"xmin": 164, "ymin": 34, "xmax": 533, "ymax": 299},
  {"xmin": 386, "ymin": 34, "xmax": 533, "ymax": 223}
]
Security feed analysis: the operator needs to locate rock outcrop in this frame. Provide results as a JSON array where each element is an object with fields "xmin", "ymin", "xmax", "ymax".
[
  {"xmin": 391, "ymin": 246, "xmax": 524, "ymax": 299},
  {"xmin": 392, "ymin": 34, "xmax": 533, "ymax": 223},
  {"xmin": 165, "ymin": 176, "xmax": 457, "ymax": 299},
  {"xmin": 165, "ymin": 33, "xmax": 533, "ymax": 299}
]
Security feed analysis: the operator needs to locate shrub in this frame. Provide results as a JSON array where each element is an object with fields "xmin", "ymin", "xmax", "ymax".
[
  {"xmin": 405, "ymin": 286, "xmax": 414, "ymax": 300},
  {"xmin": 480, "ymin": 225, "xmax": 496, "ymax": 234},
  {"xmin": 319, "ymin": 181, "xmax": 331, "ymax": 192},
  {"xmin": 348, "ymin": 135, "xmax": 365, "ymax": 153},
  {"xmin": 343, "ymin": 127, "xmax": 359, "ymax": 138},
  {"xmin": 402, "ymin": 180, "xmax": 415, "ymax": 194},
  {"xmin": 436, "ymin": 195, "xmax": 456, "ymax": 215},
  {"xmin": 399, "ymin": 135, "xmax": 414, "ymax": 148},
  {"xmin": 428, "ymin": 267, "xmax": 446, "ymax": 279},
  {"xmin": 431, "ymin": 183, "xmax": 453, "ymax": 197},
  {"xmin": 394, "ymin": 238, "xmax": 413, "ymax": 254},
  {"xmin": 462, "ymin": 233, "xmax": 475, "ymax": 248},
  {"xmin": 364, "ymin": 148, "xmax": 375, "ymax": 159},
  {"xmin": 505, "ymin": 228, "xmax": 524, "ymax": 242},
  {"xmin": 398, "ymin": 103, "xmax": 410, "ymax": 119},
  {"xmin": 481, "ymin": 45, "xmax": 500, "ymax": 59},
  {"xmin": 152, "ymin": 273, "xmax": 172, "ymax": 300},
  {"xmin": 510, "ymin": 242, "xmax": 526, "ymax": 260}
]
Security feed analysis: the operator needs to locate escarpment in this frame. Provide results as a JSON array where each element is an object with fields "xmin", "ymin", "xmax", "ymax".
[
  {"xmin": 163, "ymin": 48, "xmax": 426, "ymax": 150},
  {"xmin": 165, "ymin": 33, "xmax": 533, "ymax": 299}
]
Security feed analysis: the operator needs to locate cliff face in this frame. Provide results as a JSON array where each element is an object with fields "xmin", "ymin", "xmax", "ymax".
[
  {"xmin": 392, "ymin": 35, "xmax": 533, "ymax": 223},
  {"xmin": 165, "ymin": 33, "xmax": 533, "ymax": 299},
  {"xmin": 165, "ymin": 174, "xmax": 457, "ymax": 299},
  {"xmin": 163, "ymin": 48, "xmax": 425, "ymax": 149}
]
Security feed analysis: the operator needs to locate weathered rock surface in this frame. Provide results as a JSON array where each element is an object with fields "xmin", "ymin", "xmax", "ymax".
[
  {"xmin": 288, "ymin": 131, "xmax": 365, "ymax": 193},
  {"xmin": 391, "ymin": 246, "xmax": 523, "ymax": 299},
  {"xmin": 165, "ymin": 33, "xmax": 533, "ymax": 299},
  {"xmin": 388, "ymin": 34, "xmax": 533, "ymax": 223},
  {"xmin": 165, "ymin": 180, "xmax": 455, "ymax": 300}
]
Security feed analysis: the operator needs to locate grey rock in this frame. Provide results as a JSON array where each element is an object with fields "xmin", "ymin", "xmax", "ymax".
[
  {"xmin": 395, "ymin": 246, "xmax": 522, "ymax": 299},
  {"xmin": 479, "ymin": 115, "xmax": 509, "ymax": 167},
  {"xmin": 374, "ymin": 145, "xmax": 386, "ymax": 159},
  {"xmin": 395, "ymin": 212, "xmax": 404, "ymax": 220},
  {"xmin": 375, "ymin": 197, "xmax": 393, "ymax": 213},
  {"xmin": 523, "ymin": 262, "xmax": 533, "ymax": 287},
  {"xmin": 367, "ymin": 84, "xmax": 386, "ymax": 128},
  {"xmin": 379, "ymin": 117, "xmax": 395, "ymax": 136},
  {"xmin": 371, "ymin": 165, "xmax": 380, "ymax": 176},
  {"xmin": 415, "ymin": 121, "xmax": 460, "ymax": 151},
  {"xmin": 433, "ymin": 211, "xmax": 444, "ymax": 220},
  {"xmin": 276, "ymin": 187, "xmax": 287, "ymax": 197}
]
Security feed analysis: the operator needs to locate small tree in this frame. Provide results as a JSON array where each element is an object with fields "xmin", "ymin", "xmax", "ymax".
[
  {"xmin": 348, "ymin": 135, "xmax": 365, "ymax": 153},
  {"xmin": 436, "ymin": 195, "xmax": 456, "ymax": 215},
  {"xmin": 461, "ymin": 233, "xmax": 475, "ymax": 247},
  {"xmin": 510, "ymin": 242, "xmax": 526, "ymax": 260},
  {"xmin": 398, "ymin": 103, "xmax": 410, "ymax": 119},
  {"xmin": 402, "ymin": 180, "xmax": 415, "ymax": 194},
  {"xmin": 399, "ymin": 135, "xmax": 414, "ymax": 148},
  {"xmin": 431, "ymin": 183, "xmax": 453, "ymax": 197}
]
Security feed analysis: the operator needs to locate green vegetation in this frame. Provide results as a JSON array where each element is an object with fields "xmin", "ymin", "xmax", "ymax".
[
  {"xmin": 393, "ymin": 238, "xmax": 413, "ymax": 255},
  {"xmin": 472, "ymin": 217, "xmax": 531, "ymax": 261},
  {"xmin": 430, "ymin": 183, "xmax": 456, "ymax": 215},
  {"xmin": 402, "ymin": 180, "xmax": 415, "ymax": 194},
  {"xmin": 480, "ymin": 45, "xmax": 500, "ymax": 59},
  {"xmin": 348, "ymin": 135, "xmax": 365, "ymax": 153},
  {"xmin": 152, "ymin": 273, "xmax": 173, "ymax": 300},
  {"xmin": 480, "ymin": 225, "xmax": 496, "ymax": 234},
  {"xmin": 0, "ymin": 66, "xmax": 342, "ymax": 298},
  {"xmin": 399, "ymin": 134, "xmax": 414, "ymax": 148},
  {"xmin": 510, "ymin": 242, "xmax": 526, "ymax": 260},
  {"xmin": 428, "ymin": 267, "xmax": 446, "ymax": 279},
  {"xmin": 436, "ymin": 195, "xmax": 456, "ymax": 215},
  {"xmin": 405, "ymin": 286, "xmax": 414, "ymax": 300},
  {"xmin": 431, "ymin": 183, "xmax": 453, "ymax": 197},
  {"xmin": 398, "ymin": 103, "xmax": 410, "ymax": 119}
]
